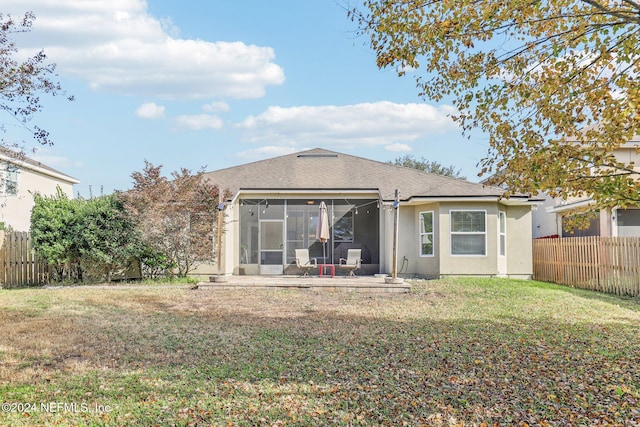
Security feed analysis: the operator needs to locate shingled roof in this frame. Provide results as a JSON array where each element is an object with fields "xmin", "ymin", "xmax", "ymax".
[
  {"xmin": 0, "ymin": 147, "xmax": 79, "ymax": 184},
  {"xmin": 205, "ymin": 148, "xmax": 525, "ymax": 202}
]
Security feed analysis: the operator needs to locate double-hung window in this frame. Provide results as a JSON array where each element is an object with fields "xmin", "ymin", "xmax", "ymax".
[
  {"xmin": 4, "ymin": 165, "xmax": 17, "ymax": 196},
  {"xmin": 419, "ymin": 211, "xmax": 434, "ymax": 256},
  {"xmin": 498, "ymin": 211, "xmax": 506, "ymax": 256},
  {"xmin": 450, "ymin": 210, "xmax": 486, "ymax": 255}
]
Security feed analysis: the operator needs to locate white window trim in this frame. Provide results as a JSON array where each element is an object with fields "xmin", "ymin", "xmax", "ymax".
[
  {"xmin": 449, "ymin": 209, "xmax": 487, "ymax": 257},
  {"xmin": 419, "ymin": 210, "xmax": 434, "ymax": 257},
  {"xmin": 498, "ymin": 211, "xmax": 506, "ymax": 257}
]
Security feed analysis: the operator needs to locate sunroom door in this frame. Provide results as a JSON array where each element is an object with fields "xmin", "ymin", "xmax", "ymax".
[{"xmin": 259, "ymin": 220, "xmax": 284, "ymax": 274}]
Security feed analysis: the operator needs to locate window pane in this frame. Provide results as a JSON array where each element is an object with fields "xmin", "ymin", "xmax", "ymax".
[
  {"xmin": 308, "ymin": 212, "xmax": 319, "ymax": 240},
  {"xmin": 5, "ymin": 180, "xmax": 16, "ymax": 195},
  {"xmin": 5, "ymin": 165, "xmax": 17, "ymax": 195},
  {"xmin": 451, "ymin": 211, "xmax": 485, "ymax": 232},
  {"xmin": 260, "ymin": 201, "xmax": 284, "ymax": 219},
  {"xmin": 499, "ymin": 211, "xmax": 506, "ymax": 256},
  {"xmin": 617, "ymin": 209, "xmax": 640, "ymax": 237},
  {"xmin": 286, "ymin": 241, "xmax": 304, "ymax": 263},
  {"xmin": 420, "ymin": 212, "xmax": 433, "ymax": 233},
  {"xmin": 420, "ymin": 234, "xmax": 433, "ymax": 256},
  {"xmin": 261, "ymin": 251, "xmax": 283, "ymax": 265},
  {"xmin": 261, "ymin": 222, "xmax": 283, "ymax": 250},
  {"xmin": 286, "ymin": 211, "xmax": 304, "ymax": 241},
  {"xmin": 333, "ymin": 211, "xmax": 353, "ymax": 242},
  {"xmin": 240, "ymin": 201, "xmax": 259, "ymax": 264},
  {"xmin": 452, "ymin": 235, "xmax": 486, "ymax": 255}
]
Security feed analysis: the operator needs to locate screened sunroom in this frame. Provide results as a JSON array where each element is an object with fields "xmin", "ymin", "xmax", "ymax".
[{"xmin": 238, "ymin": 198, "xmax": 380, "ymax": 275}]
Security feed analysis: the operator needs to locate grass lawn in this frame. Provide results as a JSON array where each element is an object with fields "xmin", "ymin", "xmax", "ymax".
[{"xmin": 1, "ymin": 278, "xmax": 639, "ymax": 426}]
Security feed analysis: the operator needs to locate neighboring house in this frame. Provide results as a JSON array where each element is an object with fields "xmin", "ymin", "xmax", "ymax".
[
  {"xmin": 540, "ymin": 133, "xmax": 640, "ymax": 238},
  {"xmin": 0, "ymin": 150, "xmax": 79, "ymax": 231},
  {"xmin": 531, "ymin": 192, "xmax": 560, "ymax": 238},
  {"xmin": 199, "ymin": 148, "xmax": 539, "ymax": 279}
]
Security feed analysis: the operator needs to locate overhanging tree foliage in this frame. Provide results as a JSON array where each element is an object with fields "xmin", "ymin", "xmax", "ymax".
[
  {"xmin": 121, "ymin": 162, "xmax": 225, "ymax": 277},
  {"xmin": 351, "ymin": 0, "xmax": 640, "ymax": 210},
  {"xmin": 1, "ymin": 12, "xmax": 72, "ymax": 150}
]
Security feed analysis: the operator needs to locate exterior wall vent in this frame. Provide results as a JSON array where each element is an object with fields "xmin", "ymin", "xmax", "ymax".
[{"xmin": 297, "ymin": 154, "xmax": 338, "ymax": 158}]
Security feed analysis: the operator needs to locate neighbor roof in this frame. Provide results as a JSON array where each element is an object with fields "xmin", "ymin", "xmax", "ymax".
[
  {"xmin": 204, "ymin": 148, "xmax": 527, "ymax": 202},
  {"xmin": 0, "ymin": 148, "xmax": 79, "ymax": 184}
]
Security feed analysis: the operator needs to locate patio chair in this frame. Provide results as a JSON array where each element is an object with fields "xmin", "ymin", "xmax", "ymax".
[
  {"xmin": 295, "ymin": 249, "xmax": 317, "ymax": 277},
  {"xmin": 338, "ymin": 249, "xmax": 362, "ymax": 277}
]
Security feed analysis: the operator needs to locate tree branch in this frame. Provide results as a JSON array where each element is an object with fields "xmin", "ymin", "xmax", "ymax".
[{"xmin": 579, "ymin": 0, "xmax": 640, "ymax": 24}]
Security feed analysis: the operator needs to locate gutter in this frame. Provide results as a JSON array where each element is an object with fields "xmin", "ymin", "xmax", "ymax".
[
  {"xmin": 400, "ymin": 195, "xmax": 544, "ymax": 206},
  {"xmin": 545, "ymin": 198, "xmax": 595, "ymax": 214},
  {"xmin": 0, "ymin": 153, "xmax": 80, "ymax": 184}
]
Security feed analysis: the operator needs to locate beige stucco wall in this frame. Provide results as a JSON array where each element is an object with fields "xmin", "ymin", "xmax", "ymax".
[
  {"xmin": 532, "ymin": 193, "xmax": 559, "ymax": 238},
  {"xmin": 226, "ymin": 200, "xmax": 240, "ymax": 275},
  {"xmin": 189, "ymin": 199, "xmax": 238, "ymax": 277},
  {"xmin": 395, "ymin": 201, "xmax": 533, "ymax": 278},
  {"xmin": 614, "ymin": 144, "xmax": 640, "ymax": 167},
  {"xmin": 505, "ymin": 205, "xmax": 534, "ymax": 278},
  {"xmin": 389, "ymin": 204, "xmax": 440, "ymax": 278},
  {"xmin": 0, "ymin": 167, "xmax": 76, "ymax": 231},
  {"xmin": 380, "ymin": 205, "xmax": 393, "ymax": 275},
  {"xmin": 438, "ymin": 202, "xmax": 499, "ymax": 276}
]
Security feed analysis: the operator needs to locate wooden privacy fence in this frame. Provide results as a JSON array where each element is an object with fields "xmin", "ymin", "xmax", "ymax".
[
  {"xmin": 533, "ymin": 237, "xmax": 640, "ymax": 297},
  {"xmin": 0, "ymin": 231, "xmax": 49, "ymax": 288}
]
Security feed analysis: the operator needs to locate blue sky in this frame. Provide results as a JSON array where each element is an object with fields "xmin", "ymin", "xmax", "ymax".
[{"xmin": 4, "ymin": 0, "xmax": 490, "ymax": 196}]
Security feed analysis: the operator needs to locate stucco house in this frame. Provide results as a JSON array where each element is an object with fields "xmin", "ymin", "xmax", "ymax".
[
  {"xmin": 0, "ymin": 150, "xmax": 79, "ymax": 231},
  {"xmin": 200, "ymin": 148, "xmax": 538, "ymax": 279},
  {"xmin": 535, "ymin": 133, "xmax": 640, "ymax": 238}
]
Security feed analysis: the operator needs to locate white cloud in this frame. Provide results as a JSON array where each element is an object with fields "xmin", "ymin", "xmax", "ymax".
[
  {"xmin": 135, "ymin": 102, "xmax": 166, "ymax": 119},
  {"xmin": 385, "ymin": 143, "xmax": 412, "ymax": 152},
  {"xmin": 5, "ymin": 0, "xmax": 285, "ymax": 100},
  {"xmin": 31, "ymin": 149, "xmax": 83, "ymax": 170},
  {"xmin": 202, "ymin": 101, "xmax": 231, "ymax": 113},
  {"xmin": 175, "ymin": 114, "xmax": 224, "ymax": 130},
  {"xmin": 236, "ymin": 101, "xmax": 459, "ymax": 147}
]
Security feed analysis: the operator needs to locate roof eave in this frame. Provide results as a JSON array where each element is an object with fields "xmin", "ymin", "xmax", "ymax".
[
  {"xmin": 401, "ymin": 195, "xmax": 540, "ymax": 206},
  {"xmin": 0, "ymin": 152, "xmax": 80, "ymax": 184},
  {"xmin": 546, "ymin": 198, "xmax": 595, "ymax": 213},
  {"xmin": 228, "ymin": 188, "xmax": 382, "ymax": 202},
  {"xmin": 228, "ymin": 190, "xmax": 540, "ymax": 207}
]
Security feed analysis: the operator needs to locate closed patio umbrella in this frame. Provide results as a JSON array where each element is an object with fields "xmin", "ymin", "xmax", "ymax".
[{"xmin": 316, "ymin": 201, "xmax": 330, "ymax": 263}]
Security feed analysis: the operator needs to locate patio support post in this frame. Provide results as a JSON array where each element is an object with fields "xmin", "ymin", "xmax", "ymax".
[
  {"xmin": 216, "ymin": 193, "xmax": 224, "ymax": 273},
  {"xmin": 392, "ymin": 189, "xmax": 399, "ymax": 279}
]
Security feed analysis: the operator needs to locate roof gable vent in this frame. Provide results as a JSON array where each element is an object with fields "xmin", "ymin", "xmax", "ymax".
[{"xmin": 297, "ymin": 154, "xmax": 338, "ymax": 158}]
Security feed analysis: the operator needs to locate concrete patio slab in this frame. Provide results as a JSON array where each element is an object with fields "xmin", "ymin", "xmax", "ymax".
[{"xmin": 197, "ymin": 275, "xmax": 410, "ymax": 293}]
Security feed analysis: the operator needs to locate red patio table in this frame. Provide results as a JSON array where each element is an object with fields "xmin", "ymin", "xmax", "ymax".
[{"xmin": 318, "ymin": 264, "xmax": 335, "ymax": 278}]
